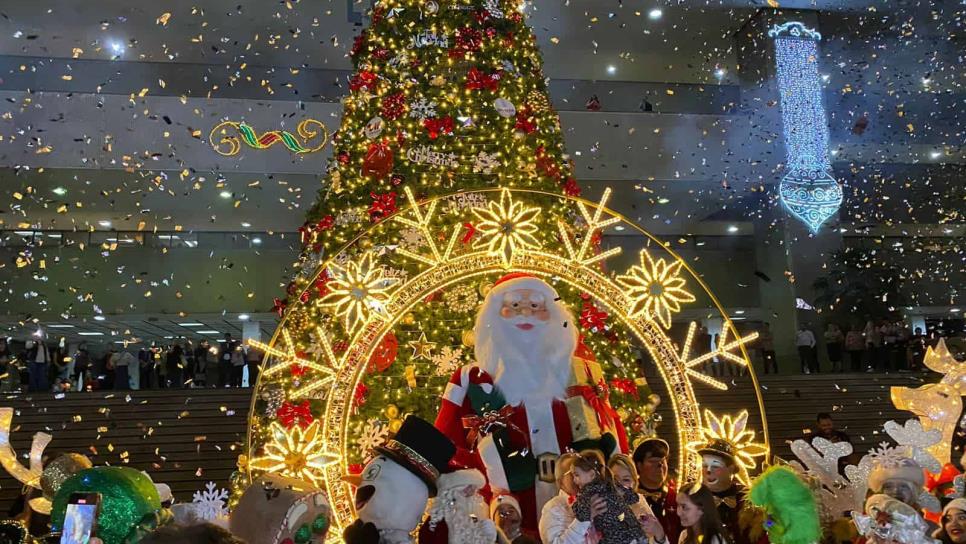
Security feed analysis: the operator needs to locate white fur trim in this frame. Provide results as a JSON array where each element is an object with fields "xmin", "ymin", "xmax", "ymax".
[
  {"xmin": 438, "ymin": 469, "xmax": 486, "ymax": 493},
  {"xmin": 477, "ymin": 435, "xmax": 510, "ymax": 492},
  {"xmin": 488, "ymin": 276, "xmax": 559, "ymax": 301},
  {"xmin": 443, "ymin": 382, "xmax": 466, "ymax": 405},
  {"xmin": 443, "ymin": 367, "xmax": 471, "ymax": 405}
]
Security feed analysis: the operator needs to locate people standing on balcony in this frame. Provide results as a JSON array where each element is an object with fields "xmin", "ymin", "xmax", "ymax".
[
  {"xmin": 137, "ymin": 347, "xmax": 152, "ymax": 389},
  {"xmin": 881, "ymin": 321, "xmax": 899, "ymax": 372},
  {"xmin": 0, "ymin": 338, "xmax": 15, "ymax": 392},
  {"xmin": 758, "ymin": 323, "xmax": 778, "ymax": 375},
  {"xmin": 846, "ymin": 325, "xmax": 865, "ymax": 372},
  {"xmin": 245, "ymin": 344, "xmax": 260, "ymax": 388},
  {"xmin": 824, "ymin": 324, "xmax": 845, "ymax": 373},
  {"xmin": 205, "ymin": 341, "xmax": 220, "ymax": 388},
  {"xmin": 864, "ymin": 320, "xmax": 881, "ymax": 372},
  {"xmin": 230, "ymin": 344, "xmax": 245, "ymax": 387},
  {"xmin": 72, "ymin": 342, "xmax": 90, "ymax": 392},
  {"xmin": 220, "ymin": 333, "xmax": 238, "ymax": 388},
  {"xmin": 796, "ymin": 325, "xmax": 818, "ymax": 374},
  {"xmin": 165, "ymin": 342, "xmax": 184, "ymax": 388},
  {"xmin": 194, "ymin": 340, "xmax": 210, "ymax": 388},
  {"xmin": 111, "ymin": 349, "xmax": 132, "ymax": 391},
  {"xmin": 24, "ymin": 332, "xmax": 52, "ymax": 392}
]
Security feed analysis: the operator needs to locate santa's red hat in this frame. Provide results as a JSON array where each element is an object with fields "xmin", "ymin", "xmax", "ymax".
[{"xmin": 487, "ymin": 272, "xmax": 559, "ymax": 301}]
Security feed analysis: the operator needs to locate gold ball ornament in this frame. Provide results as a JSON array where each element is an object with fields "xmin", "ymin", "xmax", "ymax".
[
  {"xmin": 479, "ymin": 280, "xmax": 493, "ymax": 298},
  {"xmin": 389, "ymin": 419, "xmax": 404, "ymax": 433},
  {"xmin": 403, "ymin": 313, "xmax": 416, "ymax": 326},
  {"xmin": 461, "ymin": 329, "xmax": 475, "ymax": 348},
  {"xmin": 430, "ymin": 75, "xmax": 446, "ymax": 87},
  {"xmin": 385, "ymin": 404, "xmax": 400, "ymax": 420}
]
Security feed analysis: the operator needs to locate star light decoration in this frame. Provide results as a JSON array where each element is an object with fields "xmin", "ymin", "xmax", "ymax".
[
  {"xmin": 891, "ymin": 338, "xmax": 966, "ymax": 464},
  {"xmin": 472, "ymin": 187, "xmax": 542, "ymax": 267},
  {"xmin": 687, "ymin": 409, "xmax": 768, "ymax": 485},
  {"xmin": 248, "ymin": 327, "xmax": 339, "ymax": 399},
  {"xmin": 319, "ymin": 252, "xmax": 397, "ymax": 333},
  {"xmin": 617, "ymin": 250, "xmax": 697, "ymax": 328},
  {"xmin": 249, "ymin": 420, "xmax": 339, "ymax": 488},
  {"xmin": 407, "ymin": 332, "xmax": 437, "ymax": 360},
  {"xmin": 675, "ymin": 322, "xmax": 759, "ymax": 390}
]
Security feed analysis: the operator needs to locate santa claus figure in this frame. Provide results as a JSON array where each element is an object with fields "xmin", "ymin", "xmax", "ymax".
[
  {"xmin": 435, "ymin": 273, "xmax": 626, "ymax": 533},
  {"xmin": 418, "ymin": 469, "xmax": 497, "ymax": 544}
]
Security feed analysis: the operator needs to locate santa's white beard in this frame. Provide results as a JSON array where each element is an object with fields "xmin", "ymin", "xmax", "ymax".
[
  {"xmin": 427, "ymin": 491, "xmax": 494, "ymax": 544},
  {"xmin": 475, "ymin": 306, "xmax": 577, "ymax": 407}
]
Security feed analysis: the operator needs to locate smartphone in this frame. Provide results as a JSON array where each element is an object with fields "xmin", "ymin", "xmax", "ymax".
[{"xmin": 60, "ymin": 492, "xmax": 101, "ymax": 544}]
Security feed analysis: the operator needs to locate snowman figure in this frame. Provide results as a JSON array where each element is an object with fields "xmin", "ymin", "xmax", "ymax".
[{"xmin": 344, "ymin": 416, "xmax": 455, "ymax": 544}]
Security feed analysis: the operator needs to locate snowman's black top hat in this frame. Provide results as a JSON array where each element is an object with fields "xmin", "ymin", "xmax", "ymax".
[{"xmin": 375, "ymin": 415, "xmax": 455, "ymax": 496}]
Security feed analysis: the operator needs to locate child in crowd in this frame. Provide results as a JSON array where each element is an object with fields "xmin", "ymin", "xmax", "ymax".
[
  {"xmin": 571, "ymin": 450, "xmax": 646, "ymax": 544},
  {"xmin": 676, "ymin": 482, "xmax": 731, "ymax": 544}
]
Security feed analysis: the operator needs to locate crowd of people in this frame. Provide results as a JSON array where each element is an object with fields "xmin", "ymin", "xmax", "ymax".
[
  {"xmin": 752, "ymin": 320, "xmax": 930, "ymax": 375},
  {"xmin": 0, "ymin": 332, "xmax": 261, "ymax": 393}
]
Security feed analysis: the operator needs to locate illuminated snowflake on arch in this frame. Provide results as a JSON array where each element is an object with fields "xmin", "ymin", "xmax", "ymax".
[
  {"xmin": 245, "ymin": 188, "xmax": 769, "ymax": 540},
  {"xmin": 769, "ymin": 21, "xmax": 843, "ymax": 232}
]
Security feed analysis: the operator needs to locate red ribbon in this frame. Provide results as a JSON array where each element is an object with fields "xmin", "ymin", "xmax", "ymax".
[
  {"xmin": 566, "ymin": 378, "xmax": 618, "ymax": 431},
  {"xmin": 462, "ymin": 405, "xmax": 524, "ymax": 447}
]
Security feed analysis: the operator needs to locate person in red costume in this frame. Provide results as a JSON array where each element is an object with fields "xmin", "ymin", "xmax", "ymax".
[{"xmin": 434, "ymin": 273, "xmax": 627, "ymax": 534}]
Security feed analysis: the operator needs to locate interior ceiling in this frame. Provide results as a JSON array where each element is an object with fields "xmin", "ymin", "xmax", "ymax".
[
  {"xmin": 0, "ymin": 0, "xmax": 883, "ymax": 83},
  {"xmin": 0, "ymin": 312, "xmax": 279, "ymax": 345}
]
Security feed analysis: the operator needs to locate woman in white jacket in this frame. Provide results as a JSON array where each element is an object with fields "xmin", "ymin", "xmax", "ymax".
[{"xmin": 539, "ymin": 452, "xmax": 607, "ymax": 544}]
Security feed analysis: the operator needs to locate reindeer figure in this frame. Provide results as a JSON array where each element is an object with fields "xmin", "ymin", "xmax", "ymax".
[
  {"xmin": 0, "ymin": 407, "xmax": 53, "ymax": 512},
  {"xmin": 891, "ymin": 339, "xmax": 966, "ymax": 465}
]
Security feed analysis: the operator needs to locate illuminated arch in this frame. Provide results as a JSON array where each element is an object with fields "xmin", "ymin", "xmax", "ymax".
[{"xmin": 246, "ymin": 188, "xmax": 769, "ymax": 538}]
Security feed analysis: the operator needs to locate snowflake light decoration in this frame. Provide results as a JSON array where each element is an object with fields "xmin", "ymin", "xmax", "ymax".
[
  {"xmin": 432, "ymin": 346, "xmax": 465, "ymax": 377},
  {"xmin": 192, "ymin": 482, "xmax": 230, "ymax": 521},
  {"xmin": 356, "ymin": 419, "xmax": 390, "ymax": 453},
  {"xmin": 408, "ymin": 98, "xmax": 438, "ymax": 120},
  {"xmin": 472, "ymin": 188, "xmax": 542, "ymax": 267},
  {"xmin": 249, "ymin": 420, "xmax": 339, "ymax": 487},
  {"xmin": 319, "ymin": 252, "xmax": 397, "ymax": 332},
  {"xmin": 617, "ymin": 250, "xmax": 696, "ymax": 328}
]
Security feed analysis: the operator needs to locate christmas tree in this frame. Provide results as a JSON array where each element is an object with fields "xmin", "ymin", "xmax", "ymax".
[{"xmin": 241, "ymin": 0, "xmax": 762, "ymax": 531}]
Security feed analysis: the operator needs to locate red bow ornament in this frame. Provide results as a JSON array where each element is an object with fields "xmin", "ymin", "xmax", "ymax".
[
  {"xmin": 277, "ymin": 400, "xmax": 314, "ymax": 429},
  {"xmin": 368, "ymin": 191, "xmax": 398, "ymax": 223},
  {"xmin": 349, "ymin": 70, "xmax": 378, "ymax": 92},
  {"xmin": 423, "ymin": 116, "xmax": 454, "ymax": 140},
  {"xmin": 465, "ymin": 67, "xmax": 501, "ymax": 92},
  {"xmin": 514, "ymin": 106, "xmax": 536, "ymax": 134},
  {"xmin": 462, "ymin": 405, "xmax": 524, "ymax": 448}
]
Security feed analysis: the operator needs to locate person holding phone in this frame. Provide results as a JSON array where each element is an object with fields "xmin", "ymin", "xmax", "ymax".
[{"xmin": 60, "ymin": 492, "xmax": 100, "ymax": 544}]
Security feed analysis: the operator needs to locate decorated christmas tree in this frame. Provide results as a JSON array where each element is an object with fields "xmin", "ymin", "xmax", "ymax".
[{"xmin": 241, "ymin": 0, "xmax": 762, "ymax": 535}]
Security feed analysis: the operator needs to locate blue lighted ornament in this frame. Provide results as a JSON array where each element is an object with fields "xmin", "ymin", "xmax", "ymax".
[{"xmin": 769, "ymin": 22, "xmax": 843, "ymax": 232}]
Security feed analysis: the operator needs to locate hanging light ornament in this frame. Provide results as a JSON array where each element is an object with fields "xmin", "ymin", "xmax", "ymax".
[{"xmin": 769, "ymin": 22, "xmax": 843, "ymax": 232}]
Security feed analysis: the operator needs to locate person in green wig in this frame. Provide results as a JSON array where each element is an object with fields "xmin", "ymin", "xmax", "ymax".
[{"xmin": 749, "ymin": 466, "xmax": 821, "ymax": 544}]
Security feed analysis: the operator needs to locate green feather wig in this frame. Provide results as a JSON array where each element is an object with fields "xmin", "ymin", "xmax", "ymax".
[{"xmin": 750, "ymin": 466, "xmax": 822, "ymax": 544}]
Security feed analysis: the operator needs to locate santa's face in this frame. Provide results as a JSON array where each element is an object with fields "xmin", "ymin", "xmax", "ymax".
[
  {"xmin": 701, "ymin": 454, "xmax": 734, "ymax": 493},
  {"xmin": 881, "ymin": 479, "xmax": 916, "ymax": 506},
  {"xmin": 354, "ymin": 456, "xmax": 429, "ymax": 532},
  {"xmin": 498, "ymin": 289, "xmax": 551, "ymax": 331}
]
